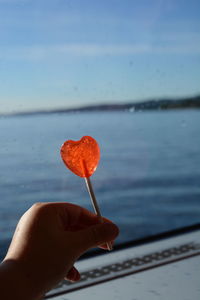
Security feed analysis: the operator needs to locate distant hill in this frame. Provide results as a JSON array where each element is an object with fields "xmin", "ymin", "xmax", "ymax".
[
  {"xmin": 2, "ymin": 95, "xmax": 200, "ymax": 117},
  {"xmin": 64, "ymin": 95, "xmax": 200, "ymax": 112}
]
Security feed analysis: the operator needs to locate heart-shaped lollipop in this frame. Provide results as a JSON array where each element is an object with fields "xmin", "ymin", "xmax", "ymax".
[
  {"xmin": 60, "ymin": 136, "xmax": 100, "ymax": 178},
  {"xmin": 60, "ymin": 135, "xmax": 112, "ymax": 251}
]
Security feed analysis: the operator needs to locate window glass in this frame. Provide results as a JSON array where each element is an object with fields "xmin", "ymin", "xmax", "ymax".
[{"xmin": 0, "ymin": 0, "xmax": 200, "ymax": 260}]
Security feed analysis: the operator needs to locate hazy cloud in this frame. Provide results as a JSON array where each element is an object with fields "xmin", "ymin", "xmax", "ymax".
[{"xmin": 1, "ymin": 40, "xmax": 200, "ymax": 61}]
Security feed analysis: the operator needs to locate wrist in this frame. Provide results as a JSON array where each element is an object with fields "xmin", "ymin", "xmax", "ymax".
[{"xmin": 0, "ymin": 259, "xmax": 44, "ymax": 300}]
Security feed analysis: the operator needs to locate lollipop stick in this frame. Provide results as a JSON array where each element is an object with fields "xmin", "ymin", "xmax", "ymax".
[
  {"xmin": 84, "ymin": 176, "xmax": 113, "ymax": 251},
  {"xmin": 84, "ymin": 176, "xmax": 101, "ymax": 216}
]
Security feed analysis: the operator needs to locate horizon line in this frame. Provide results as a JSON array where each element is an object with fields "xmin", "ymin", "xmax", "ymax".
[{"xmin": 1, "ymin": 94, "xmax": 200, "ymax": 117}]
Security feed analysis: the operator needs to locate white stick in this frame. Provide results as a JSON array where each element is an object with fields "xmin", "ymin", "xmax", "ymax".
[{"xmin": 84, "ymin": 177, "xmax": 113, "ymax": 251}]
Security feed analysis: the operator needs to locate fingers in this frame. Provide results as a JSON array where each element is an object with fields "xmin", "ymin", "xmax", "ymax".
[
  {"xmin": 56, "ymin": 202, "xmax": 114, "ymax": 231},
  {"xmin": 27, "ymin": 202, "xmax": 119, "ymax": 256},
  {"xmin": 64, "ymin": 266, "xmax": 80, "ymax": 282},
  {"xmin": 30, "ymin": 202, "xmax": 115, "ymax": 231},
  {"xmin": 72, "ymin": 222, "xmax": 119, "ymax": 254},
  {"xmin": 55, "ymin": 202, "xmax": 119, "ymax": 254}
]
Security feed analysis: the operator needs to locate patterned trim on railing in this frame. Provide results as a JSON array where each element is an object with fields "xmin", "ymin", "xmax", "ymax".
[{"xmin": 45, "ymin": 241, "xmax": 200, "ymax": 298}]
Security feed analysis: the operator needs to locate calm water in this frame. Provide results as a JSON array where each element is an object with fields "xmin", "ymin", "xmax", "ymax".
[{"xmin": 0, "ymin": 110, "xmax": 200, "ymax": 259}]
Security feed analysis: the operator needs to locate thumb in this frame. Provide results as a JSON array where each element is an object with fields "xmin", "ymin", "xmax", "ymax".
[{"xmin": 74, "ymin": 222, "xmax": 119, "ymax": 253}]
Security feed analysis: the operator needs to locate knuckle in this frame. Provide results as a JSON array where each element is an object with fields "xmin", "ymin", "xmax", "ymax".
[
  {"xmin": 32, "ymin": 202, "xmax": 44, "ymax": 210},
  {"xmin": 31, "ymin": 202, "xmax": 46, "ymax": 213},
  {"xmin": 31, "ymin": 202, "xmax": 52, "ymax": 216}
]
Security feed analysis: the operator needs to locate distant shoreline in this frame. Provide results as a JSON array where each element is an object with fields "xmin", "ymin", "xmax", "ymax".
[{"xmin": 1, "ymin": 95, "xmax": 200, "ymax": 117}]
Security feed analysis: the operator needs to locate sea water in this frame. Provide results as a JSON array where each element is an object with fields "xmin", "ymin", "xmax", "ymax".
[{"xmin": 0, "ymin": 110, "xmax": 200, "ymax": 260}]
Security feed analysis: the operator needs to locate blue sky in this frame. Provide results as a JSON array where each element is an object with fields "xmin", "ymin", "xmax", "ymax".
[{"xmin": 0, "ymin": 0, "xmax": 200, "ymax": 113}]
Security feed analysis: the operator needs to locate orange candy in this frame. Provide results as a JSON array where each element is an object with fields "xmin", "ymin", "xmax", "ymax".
[{"xmin": 60, "ymin": 136, "xmax": 100, "ymax": 178}]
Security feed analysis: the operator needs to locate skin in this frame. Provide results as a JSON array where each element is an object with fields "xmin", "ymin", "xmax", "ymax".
[{"xmin": 0, "ymin": 202, "xmax": 119, "ymax": 300}]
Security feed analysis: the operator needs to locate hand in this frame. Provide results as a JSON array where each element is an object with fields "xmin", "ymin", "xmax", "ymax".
[{"xmin": 1, "ymin": 202, "xmax": 119, "ymax": 299}]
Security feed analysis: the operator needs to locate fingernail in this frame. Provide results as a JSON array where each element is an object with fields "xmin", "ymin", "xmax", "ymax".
[{"xmin": 107, "ymin": 242, "xmax": 113, "ymax": 251}]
